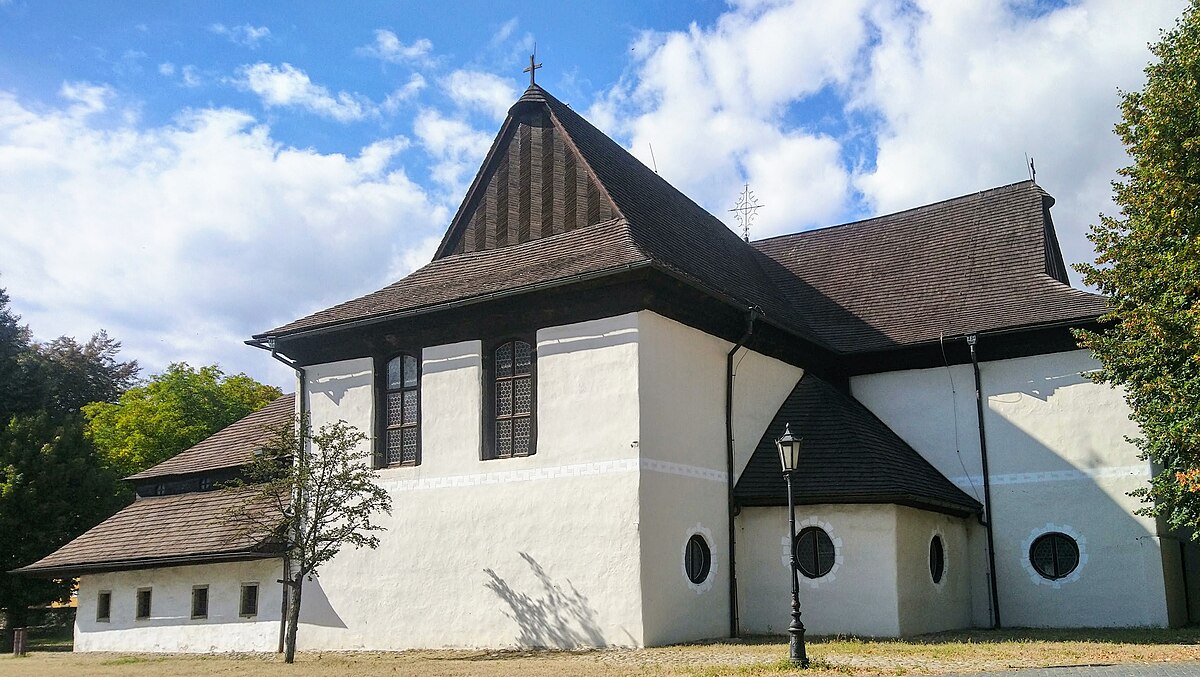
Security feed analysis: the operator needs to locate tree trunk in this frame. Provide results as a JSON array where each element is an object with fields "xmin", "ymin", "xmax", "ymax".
[{"xmin": 283, "ymin": 574, "xmax": 304, "ymax": 664}]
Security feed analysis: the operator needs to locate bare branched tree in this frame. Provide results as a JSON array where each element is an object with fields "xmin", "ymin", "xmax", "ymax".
[{"xmin": 226, "ymin": 413, "xmax": 391, "ymax": 663}]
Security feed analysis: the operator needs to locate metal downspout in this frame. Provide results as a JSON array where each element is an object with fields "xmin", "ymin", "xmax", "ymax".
[
  {"xmin": 967, "ymin": 334, "xmax": 1002, "ymax": 629},
  {"xmin": 251, "ymin": 341, "xmax": 307, "ymax": 653},
  {"xmin": 726, "ymin": 308, "xmax": 759, "ymax": 638}
]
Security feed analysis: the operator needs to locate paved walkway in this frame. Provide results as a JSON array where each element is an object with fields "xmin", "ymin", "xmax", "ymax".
[{"xmin": 949, "ymin": 663, "xmax": 1200, "ymax": 676}]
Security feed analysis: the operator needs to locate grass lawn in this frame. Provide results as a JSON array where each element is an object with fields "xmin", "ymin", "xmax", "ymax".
[{"xmin": 2, "ymin": 628, "xmax": 1199, "ymax": 676}]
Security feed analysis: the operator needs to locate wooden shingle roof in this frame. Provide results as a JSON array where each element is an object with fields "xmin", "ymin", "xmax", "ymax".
[
  {"xmin": 735, "ymin": 375, "xmax": 982, "ymax": 517},
  {"xmin": 752, "ymin": 182, "xmax": 1108, "ymax": 353},
  {"xmin": 125, "ymin": 394, "xmax": 296, "ymax": 481},
  {"xmin": 15, "ymin": 488, "xmax": 282, "ymax": 576}
]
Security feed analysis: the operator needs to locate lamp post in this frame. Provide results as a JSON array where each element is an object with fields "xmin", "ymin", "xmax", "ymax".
[{"xmin": 776, "ymin": 423, "xmax": 809, "ymax": 668}]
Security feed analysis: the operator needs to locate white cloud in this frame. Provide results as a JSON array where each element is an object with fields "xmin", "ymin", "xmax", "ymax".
[
  {"xmin": 0, "ymin": 84, "xmax": 448, "ymax": 387},
  {"xmin": 158, "ymin": 62, "xmax": 176, "ymax": 77},
  {"xmin": 357, "ymin": 30, "xmax": 432, "ymax": 64},
  {"xmin": 235, "ymin": 62, "xmax": 373, "ymax": 122},
  {"xmin": 491, "ymin": 18, "xmax": 519, "ymax": 47},
  {"xmin": 383, "ymin": 73, "xmax": 427, "ymax": 112},
  {"xmin": 210, "ymin": 23, "xmax": 271, "ymax": 48},
  {"xmin": 597, "ymin": 0, "xmax": 1183, "ymax": 279},
  {"xmin": 413, "ymin": 108, "xmax": 492, "ymax": 196},
  {"xmin": 181, "ymin": 65, "xmax": 202, "ymax": 88},
  {"xmin": 444, "ymin": 70, "xmax": 517, "ymax": 121}
]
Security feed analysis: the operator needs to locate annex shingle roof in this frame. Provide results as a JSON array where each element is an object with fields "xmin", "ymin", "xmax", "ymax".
[
  {"xmin": 751, "ymin": 182, "xmax": 1109, "ymax": 353},
  {"xmin": 735, "ymin": 374, "xmax": 982, "ymax": 517},
  {"xmin": 15, "ymin": 488, "xmax": 282, "ymax": 576},
  {"xmin": 125, "ymin": 394, "xmax": 296, "ymax": 481}
]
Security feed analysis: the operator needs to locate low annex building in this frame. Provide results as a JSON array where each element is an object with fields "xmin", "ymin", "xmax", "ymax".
[{"xmin": 19, "ymin": 83, "xmax": 1194, "ymax": 650}]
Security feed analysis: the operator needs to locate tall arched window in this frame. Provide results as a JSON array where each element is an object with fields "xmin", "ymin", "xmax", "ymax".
[
  {"xmin": 488, "ymin": 338, "xmax": 535, "ymax": 459},
  {"xmin": 383, "ymin": 353, "xmax": 420, "ymax": 466}
]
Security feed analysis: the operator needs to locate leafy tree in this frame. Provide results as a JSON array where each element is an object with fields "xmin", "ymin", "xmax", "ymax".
[
  {"xmin": 1076, "ymin": 1, "xmax": 1200, "ymax": 532},
  {"xmin": 227, "ymin": 415, "xmax": 392, "ymax": 663},
  {"xmin": 0, "ymin": 413, "xmax": 125, "ymax": 631},
  {"xmin": 83, "ymin": 363, "xmax": 282, "ymax": 477},
  {"xmin": 0, "ymin": 287, "xmax": 33, "ymax": 420}
]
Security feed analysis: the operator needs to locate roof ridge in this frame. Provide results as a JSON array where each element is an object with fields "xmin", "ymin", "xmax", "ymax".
[{"xmin": 753, "ymin": 180, "xmax": 1041, "ymax": 245}]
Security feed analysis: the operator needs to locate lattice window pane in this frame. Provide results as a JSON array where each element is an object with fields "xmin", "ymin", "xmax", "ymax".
[
  {"xmin": 387, "ymin": 356, "xmax": 404, "ymax": 390},
  {"xmin": 513, "ymin": 376, "xmax": 532, "ymax": 415},
  {"xmin": 387, "ymin": 392, "xmax": 404, "ymax": 427},
  {"xmin": 496, "ymin": 420, "xmax": 512, "ymax": 458},
  {"xmin": 386, "ymin": 429, "xmax": 403, "ymax": 465},
  {"xmin": 403, "ymin": 355, "xmax": 419, "ymax": 387},
  {"xmin": 402, "ymin": 427, "xmax": 418, "ymax": 464},
  {"xmin": 496, "ymin": 380, "xmax": 513, "ymax": 417},
  {"xmin": 496, "ymin": 342, "xmax": 513, "ymax": 378},
  {"xmin": 1055, "ymin": 538, "xmax": 1079, "ymax": 576},
  {"xmin": 513, "ymin": 416, "xmax": 531, "ymax": 456},
  {"xmin": 514, "ymin": 340, "xmax": 532, "ymax": 375},
  {"xmin": 402, "ymin": 389, "xmax": 418, "ymax": 425}
]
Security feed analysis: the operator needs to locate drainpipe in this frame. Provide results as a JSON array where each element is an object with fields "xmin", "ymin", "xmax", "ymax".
[
  {"xmin": 967, "ymin": 334, "xmax": 1002, "ymax": 629},
  {"xmin": 726, "ymin": 307, "xmax": 759, "ymax": 638},
  {"xmin": 252, "ymin": 341, "xmax": 307, "ymax": 653}
]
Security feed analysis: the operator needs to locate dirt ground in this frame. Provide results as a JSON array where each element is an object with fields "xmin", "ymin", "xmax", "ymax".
[{"xmin": 3, "ymin": 629, "xmax": 1200, "ymax": 677}]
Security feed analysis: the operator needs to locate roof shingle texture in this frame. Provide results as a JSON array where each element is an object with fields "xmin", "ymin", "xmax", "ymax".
[
  {"xmin": 16, "ymin": 487, "xmax": 282, "ymax": 575},
  {"xmin": 735, "ymin": 374, "xmax": 982, "ymax": 516},
  {"xmin": 125, "ymin": 394, "xmax": 296, "ymax": 481},
  {"xmin": 751, "ymin": 182, "xmax": 1108, "ymax": 353}
]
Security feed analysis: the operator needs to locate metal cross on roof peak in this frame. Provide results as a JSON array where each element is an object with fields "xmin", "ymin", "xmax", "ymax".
[
  {"xmin": 523, "ymin": 52, "xmax": 543, "ymax": 86},
  {"xmin": 730, "ymin": 183, "xmax": 764, "ymax": 242}
]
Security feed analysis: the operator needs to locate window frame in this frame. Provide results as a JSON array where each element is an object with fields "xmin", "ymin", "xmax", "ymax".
[
  {"xmin": 793, "ymin": 526, "xmax": 836, "ymax": 579},
  {"xmin": 483, "ymin": 336, "xmax": 537, "ymax": 460},
  {"xmin": 929, "ymin": 535, "xmax": 945, "ymax": 584},
  {"xmin": 135, "ymin": 587, "xmax": 152, "ymax": 621},
  {"xmin": 684, "ymin": 534, "xmax": 712, "ymax": 584},
  {"xmin": 1029, "ymin": 531, "xmax": 1080, "ymax": 581},
  {"xmin": 191, "ymin": 585, "xmax": 209, "ymax": 620},
  {"xmin": 375, "ymin": 351, "xmax": 422, "ymax": 468},
  {"xmin": 239, "ymin": 582, "xmax": 260, "ymax": 618},
  {"xmin": 96, "ymin": 590, "xmax": 111, "ymax": 623}
]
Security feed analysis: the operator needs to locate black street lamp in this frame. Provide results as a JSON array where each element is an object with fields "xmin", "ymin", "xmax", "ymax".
[{"xmin": 776, "ymin": 423, "xmax": 809, "ymax": 668}]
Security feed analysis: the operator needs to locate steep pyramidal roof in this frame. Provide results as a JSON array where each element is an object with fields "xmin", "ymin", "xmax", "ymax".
[
  {"xmin": 735, "ymin": 375, "xmax": 982, "ymax": 516},
  {"xmin": 257, "ymin": 86, "xmax": 1105, "ymax": 357}
]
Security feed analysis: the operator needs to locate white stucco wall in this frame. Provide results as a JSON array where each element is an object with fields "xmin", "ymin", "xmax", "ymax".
[
  {"xmin": 635, "ymin": 312, "xmax": 802, "ymax": 646},
  {"xmin": 852, "ymin": 349, "xmax": 1177, "ymax": 628},
  {"xmin": 738, "ymin": 504, "xmax": 902, "ymax": 637},
  {"xmin": 74, "ymin": 559, "xmax": 283, "ymax": 652},
  {"xmin": 894, "ymin": 507, "xmax": 973, "ymax": 635},
  {"xmin": 296, "ymin": 316, "xmax": 647, "ymax": 650}
]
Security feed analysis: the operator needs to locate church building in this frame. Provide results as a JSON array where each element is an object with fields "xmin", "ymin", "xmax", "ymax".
[{"xmin": 18, "ymin": 82, "xmax": 1193, "ymax": 651}]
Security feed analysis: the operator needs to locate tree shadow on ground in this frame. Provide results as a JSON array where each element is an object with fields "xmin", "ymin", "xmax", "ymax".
[{"xmin": 481, "ymin": 552, "xmax": 606, "ymax": 650}]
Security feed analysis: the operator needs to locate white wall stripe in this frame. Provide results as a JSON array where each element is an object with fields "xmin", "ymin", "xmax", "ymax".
[
  {"xmin": 950, "ymin": 464, "xmax": 1149, "ymax": 489},
  {"xmin": 376, "ymin": 457, "xmax": 727, "ymax": 492}
]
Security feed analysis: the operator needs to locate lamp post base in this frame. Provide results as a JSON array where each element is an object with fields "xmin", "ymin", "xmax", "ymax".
[{"xmin": 788, "ymin": 611, "xmax": 808, "ymax": 668}]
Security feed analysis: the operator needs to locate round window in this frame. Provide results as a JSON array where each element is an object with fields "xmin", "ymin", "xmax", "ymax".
[
  {"xmin": 684, "ymin": 534, "xmax": 711, "ymax": 584},
  {"xmin": 793, "ymin": 526, "xmax": 835, "ymax": 579},
  {"xmin": 1029, "ymin": 532, "xmax": 1079, "ymax": 580},
  {"xmin": 929, "ymin": 535, "xmax": 945, "ymax": 583}
]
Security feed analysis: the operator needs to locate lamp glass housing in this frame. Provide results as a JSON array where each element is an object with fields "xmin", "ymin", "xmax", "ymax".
[{"xmin": 776, "ymin": 424, "xmax": 802, "ymax": 473}]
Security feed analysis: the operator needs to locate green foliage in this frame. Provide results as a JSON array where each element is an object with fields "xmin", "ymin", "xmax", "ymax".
[
  {"xmin": 1075, "ymin": 1, "xmax": 1200, "ymax": 532},
  {"xmin": 83, "ymin": 363, "xmax": 281, "ymax": 477},
  {"xmin": 226, "ymin": 414, "xmax": 391, "ymax": 663}
]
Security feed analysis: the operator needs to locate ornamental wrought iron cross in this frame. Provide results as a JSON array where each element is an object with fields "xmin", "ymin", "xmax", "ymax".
[
  {"xmin": 523, "ymin": 52, "xmax": 543, "ymax": 85},
  {"xmin": 730, "ymin": 183, "xmax": 764, "ymax": 242}
]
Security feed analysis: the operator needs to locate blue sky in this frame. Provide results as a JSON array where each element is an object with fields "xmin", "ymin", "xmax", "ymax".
[{"xmin": 0, "ymin": 0, "xmax": 1185, "ymax": 387}]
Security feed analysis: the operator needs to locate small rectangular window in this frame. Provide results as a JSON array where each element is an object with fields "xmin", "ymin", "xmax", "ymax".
[
  {"xmin": 240, "ymin": 583, "xmax": 259, "ymax": 617},
  {"xmin": 191, "ymin": 585, "xmax": 209, "ymax": 619},
  {"xmin": 135, "ymin": 588, "xmax": 152, "ymax": 620},
  {"xmin": 96, "ymin": 591, "xmax": 111, "ymax": 623}
]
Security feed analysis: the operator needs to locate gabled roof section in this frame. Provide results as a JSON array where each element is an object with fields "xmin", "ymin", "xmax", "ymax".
[
  {"xmin": 15, "ymin": 487, "xmax": 282, "ymax": 576},
  {"xmin": 258, "ymin": 84, "xmax": 813, "ymax": 344},
  {"xmin": 752, "ymin": 181, "xmax": 1108, "ymax": 353},
  {"xmin": 125, "ymin": 394, "xmax": 296, "ymax": 481},
  {"xmin": 735, "ymin": 374, "xmax": 982, "ymax": 517},
  {"xmin": 435, "ymin": 86, "xmax": 621, "ymax": 257}
]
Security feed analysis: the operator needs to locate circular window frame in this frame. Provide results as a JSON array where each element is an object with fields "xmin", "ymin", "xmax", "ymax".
[
  {"xmin": 684, "ymin": 535, "xmax": 711, "ymax": 584},
  {"xmin": 929, "ymin": 534, "xmax": 946, "ymax": 584},
  {"xmin": 793, "ymin": 526, "xmax": 836, "ymax": 579},
  {"xmin": 780, "ymin": 517, "xmax": 842, "ymax": 588},
  {"xmin": 1029, "ymin": 532, "xmax": 1079, "ymax": 581},
  {"xmin": 681, "ymin": 524, "xmax": 717, "ymax": 594},
  {"xmin": 1021, "ymin": 523, "xmax": 1087, "ymax": 588}
]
